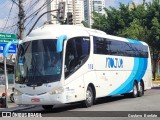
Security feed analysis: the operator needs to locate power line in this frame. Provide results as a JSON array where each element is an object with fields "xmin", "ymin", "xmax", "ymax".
[
  {"xmin": 25, "ymin": 0, "xmax": 54, "ymax": 28},
  {"xmin": 2, "ymin": 2, "xmax": 14, "ymax": 32},
  {"xmin": 25, "ymin": 0, "xmax": 40, "ymax": 13},
  {"xmin": 5, "ymin": 0, "xmax": 55, "ymax": 37},
  {"xmin": 0, "ymin": 1, "xmax": 9, "ymax": 9},
  {"xmin": 10, "ymin": 0, "xmax": 18, "ymax": 6},
  {"xmin": 24, "ymin": 0, "xmax": 54, "ymax": 22},
  {"xmin": 0, "ymin": 23, "xmax": 18, "ymax": 29},
  {"xmin": 25, "ymin": 4, "xmax": 47, "ymax": 28},
  {"xmin": 27, "ymin": 9, "xmax": 58, "ymax": 36},
  {"xmin": 24, "ymin": 2, "xmax": 48, "ymax": 21}
]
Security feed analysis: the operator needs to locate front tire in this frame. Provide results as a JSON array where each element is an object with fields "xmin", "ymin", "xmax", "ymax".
[
  {"xmin": 42, "ymin": 105, "xmax": 54, "ymax": 110},
  {"xmin": 82, "ymin": 86, "xmax": 94, "ymax": 108},
  {"xmin": 10, "ymin": 93, "xmax": 14, "ymax": 103}
]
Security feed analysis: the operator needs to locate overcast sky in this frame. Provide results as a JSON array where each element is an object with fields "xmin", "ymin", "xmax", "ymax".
[{"xmin": 0, "ymin": 0, "xmax": 153, "ymax": 35}]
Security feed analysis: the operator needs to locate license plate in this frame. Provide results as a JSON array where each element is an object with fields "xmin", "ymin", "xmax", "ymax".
[{"xmin": 31, "ymin": 98, "xmax": 40, "ymax": 102}]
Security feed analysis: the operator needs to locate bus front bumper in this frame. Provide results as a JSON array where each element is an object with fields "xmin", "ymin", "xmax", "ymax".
[{"xmin": 14, "ymin": 92, "xmax": 67, "ymax": 105}]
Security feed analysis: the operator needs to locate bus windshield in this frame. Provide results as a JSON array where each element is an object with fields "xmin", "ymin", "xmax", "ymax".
[{"xmin": 15, "ymin": 39, "xmax": 62, "ymax": 86}]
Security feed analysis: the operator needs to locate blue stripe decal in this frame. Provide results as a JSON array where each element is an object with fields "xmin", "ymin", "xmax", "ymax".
[
  {"xmin": 108, "ymin": 39, "xmax": 148, "ymax": 96},
  {"xmin": 138, "ymin": 58, "xmax": 148, "ymax": 82},
  {"xmin": 127, "ymin": 38, "xmax": 142, "ymax": 44}
]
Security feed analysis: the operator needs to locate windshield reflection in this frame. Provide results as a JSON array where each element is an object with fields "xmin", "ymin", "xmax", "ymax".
[{"xmin": 15, "ymin": 39, "xmax": 62, "ymax": 86}]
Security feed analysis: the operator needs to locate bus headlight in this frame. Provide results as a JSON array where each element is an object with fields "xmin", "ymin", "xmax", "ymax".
[
  {"xmin": 49, "ymin": 87, "xmax": 64, "ymax": 95},
  {"xmin": 14, "ymin": 89, "xmax": 23, "ymax": 96}
]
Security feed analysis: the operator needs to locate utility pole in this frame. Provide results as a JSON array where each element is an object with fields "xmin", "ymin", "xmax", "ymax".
[{"xmin": 18, "ymin": 0, "xmax": 25, "ymax": 40}]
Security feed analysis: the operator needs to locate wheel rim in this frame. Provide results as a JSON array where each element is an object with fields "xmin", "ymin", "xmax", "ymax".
[
  {"xmin": 10, "ymin": 94, "xmax": 14, "ymax": 102},
  {"xmin": 86, "ymin": 90, "xmax": 92, "ymax": 103},
  {"xmin": 134, "ymin": 84, "xmax": 137, "ymax": 95},
  {"xmin": 11, "ymin": 96, "xmax": 14, "ymax": 102}
]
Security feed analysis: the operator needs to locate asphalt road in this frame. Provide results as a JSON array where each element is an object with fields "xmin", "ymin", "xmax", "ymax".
[{"xmin": 14, "ymin": 87, "xmax": 160, "ymax": 120}]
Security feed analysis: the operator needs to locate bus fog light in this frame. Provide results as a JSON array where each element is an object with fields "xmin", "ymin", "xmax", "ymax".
[
  {"xmin": 14, "ymin": 89, "xmax": 23, "ymax": 96},
  {"xmin": 49, "ymin": 87, "xmax": 64, "ymax": 95}
]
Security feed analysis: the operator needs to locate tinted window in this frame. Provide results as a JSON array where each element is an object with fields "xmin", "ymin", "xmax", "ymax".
[
  {"xmin": 135, "ymin": 44, "xmax": 148, "ymax": 58},
  {"xmin": 94, "ymin": 37, "xmax": 107, "ymax": 54},
  {"xmin": 93, "ymin": 36, "xmax": 148, "ymax": 58},
  {"xmin": 108, "ymin": 40, "xmax": 124, "ymax": 56},
  {"xmin": 122, "ymin": 42, "xmax": 135, "ymax": 57},
  {"xmin": 65, "ymin": 37, "xmax": 90, "ymax": 78}
]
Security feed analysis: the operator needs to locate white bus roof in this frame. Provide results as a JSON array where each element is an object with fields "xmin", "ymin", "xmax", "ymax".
[
  {"xmin": 24, "ymin": 24, "xmax": 106, "ymax": 41},
  {"xmin": 24, "ymin": 24, "xmax": 148, "ymax": 46}
]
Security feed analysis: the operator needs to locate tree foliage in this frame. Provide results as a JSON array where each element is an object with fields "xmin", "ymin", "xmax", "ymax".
[
  {"xmin": 92, "ymin": 0, "xmax": 160, "ymax": 80},
  {"xmin": 81, "ymin": 20, "xmax": 90, "ymax": 28}
]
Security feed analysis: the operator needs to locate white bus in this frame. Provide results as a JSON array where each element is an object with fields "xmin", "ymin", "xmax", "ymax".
[{"xmin": 4, "ymin": 25, "xmax": 152, "ymax": 110}]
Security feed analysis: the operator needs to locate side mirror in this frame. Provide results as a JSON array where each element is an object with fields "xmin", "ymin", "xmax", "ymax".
[{"xmin": 57, "ymin": 35, "xmax": 67, "ymax": 53}]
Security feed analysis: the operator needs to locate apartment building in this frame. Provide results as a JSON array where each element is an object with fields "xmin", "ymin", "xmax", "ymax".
[
  {"xmin": 47, "ymin": 0, "xmax": 84, "ymax": 25},
  {"xmin": 84, "ymin": 0, "xmax": 105, "ymax": 27}
]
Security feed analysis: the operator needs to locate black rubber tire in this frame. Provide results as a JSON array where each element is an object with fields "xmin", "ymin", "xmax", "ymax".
[
  {"xmin": 82, "ymin": 86, "xmax": 94, "ymax": 108},
  {"xmin": 10, "ymin": 93, "xmax": 14, "ymax": 103},
  {"xmin": 42, "ymin": 105, "xmax": 54, "ymax": 110},
  {"xmin": 131, "ymin": 82, "xmax": 138, "ymax": 98},
  {"xmin": 138, "ymin": 82, "xmax": 144, "ymax": 97}
]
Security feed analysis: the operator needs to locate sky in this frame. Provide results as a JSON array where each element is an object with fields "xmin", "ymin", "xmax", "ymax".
[{"xmin": 0, "ymin": 0, "xmax": 153, "ymax": 36}]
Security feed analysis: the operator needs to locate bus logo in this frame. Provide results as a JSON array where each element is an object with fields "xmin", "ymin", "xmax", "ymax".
[{"xmin": 106, "ymin": 57, "xmax": 123, "ymax": 68}]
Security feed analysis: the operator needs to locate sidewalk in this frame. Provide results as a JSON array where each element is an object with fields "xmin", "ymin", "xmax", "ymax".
[
  {"xmin": 0, "ymin": 101, "xmax": 35, "ymax": 112},
  {"xmin": 152, "ymin": 80, "xmax": 160, "ymax": 87}
]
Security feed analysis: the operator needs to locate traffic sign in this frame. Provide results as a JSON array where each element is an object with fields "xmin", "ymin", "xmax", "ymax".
[
  {"xmin": 0, "ymin": 43, "xmax": 16, "ymax": 54},
  {"xmin": 0, "ymin": 33, "xmax": 16, "ymax": 43},
  {"xmin": 0, "ymin": 33, "xmax": 17, "ymax": 54}
]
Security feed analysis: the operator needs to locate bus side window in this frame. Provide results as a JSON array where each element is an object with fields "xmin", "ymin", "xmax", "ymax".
[
  {"xmin": 65, "ymin": 40, "xmax": 75, "ymax": 77},
  {"xmin": 65, "ymin": 37, "xmax": 90, "ymax": 78}
]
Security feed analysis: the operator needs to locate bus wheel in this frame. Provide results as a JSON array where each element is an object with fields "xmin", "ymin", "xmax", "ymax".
[
  {"xmin": 131, "ymin": 82, "xmax": 138, "ymax": 98},
  {"xmin": 10, "ymin": 93, "xmax": 14, "ymax": 103},
  {"xmin": 82, "ymin": 86, "xmax": 94, "ymax": 108},
  {"xmin": 138, "ymin": 82, "xmax": 144, "ymax": 97},
  {"xmin": 42, "ymin": 105, "xmax": 54, "ymax": 110}
]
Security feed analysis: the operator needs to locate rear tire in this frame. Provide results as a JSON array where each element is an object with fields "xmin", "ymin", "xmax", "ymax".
[
  {"xmin": 82, "ymin": 86, "xmax": 94, "ymax": 108},
  {"xmin": 42, "ymin": 105, "xmax": 54, "ymax": 110},
  {"xmin": 131, "ymin": 82, "xmax": 138, "ymax": 98},
  {"xmin": 138, "ymin": 82, "xmax": 144, "ymax": 97}
]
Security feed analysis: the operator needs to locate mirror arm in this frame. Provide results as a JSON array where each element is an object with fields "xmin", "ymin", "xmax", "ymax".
[{"xmin": 57, "ymin": 35, "xmax": 67, "ymax": 53}]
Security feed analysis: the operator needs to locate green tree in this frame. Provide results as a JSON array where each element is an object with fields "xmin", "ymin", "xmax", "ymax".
[
  {"xmin": 81, "ymin": 20, "xmax": 89, "ymax": 28},
  {"xmin": 92, "ymin": 11, "xmax": 107, "ymax": 32},
  {"xmin": 145, "ymin": 0, "xmax": 160, "ymax": 80},
  {"xmin": 120, "ymin": 18, "xmax": 148, "ymax": 41},
  {"xmin": 147, "ymin": 17, "xmax": 160, "ymax": 79},
  {"xmin": 95, "ymin": 4, "xmax": 132, "ymax": 35}
]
